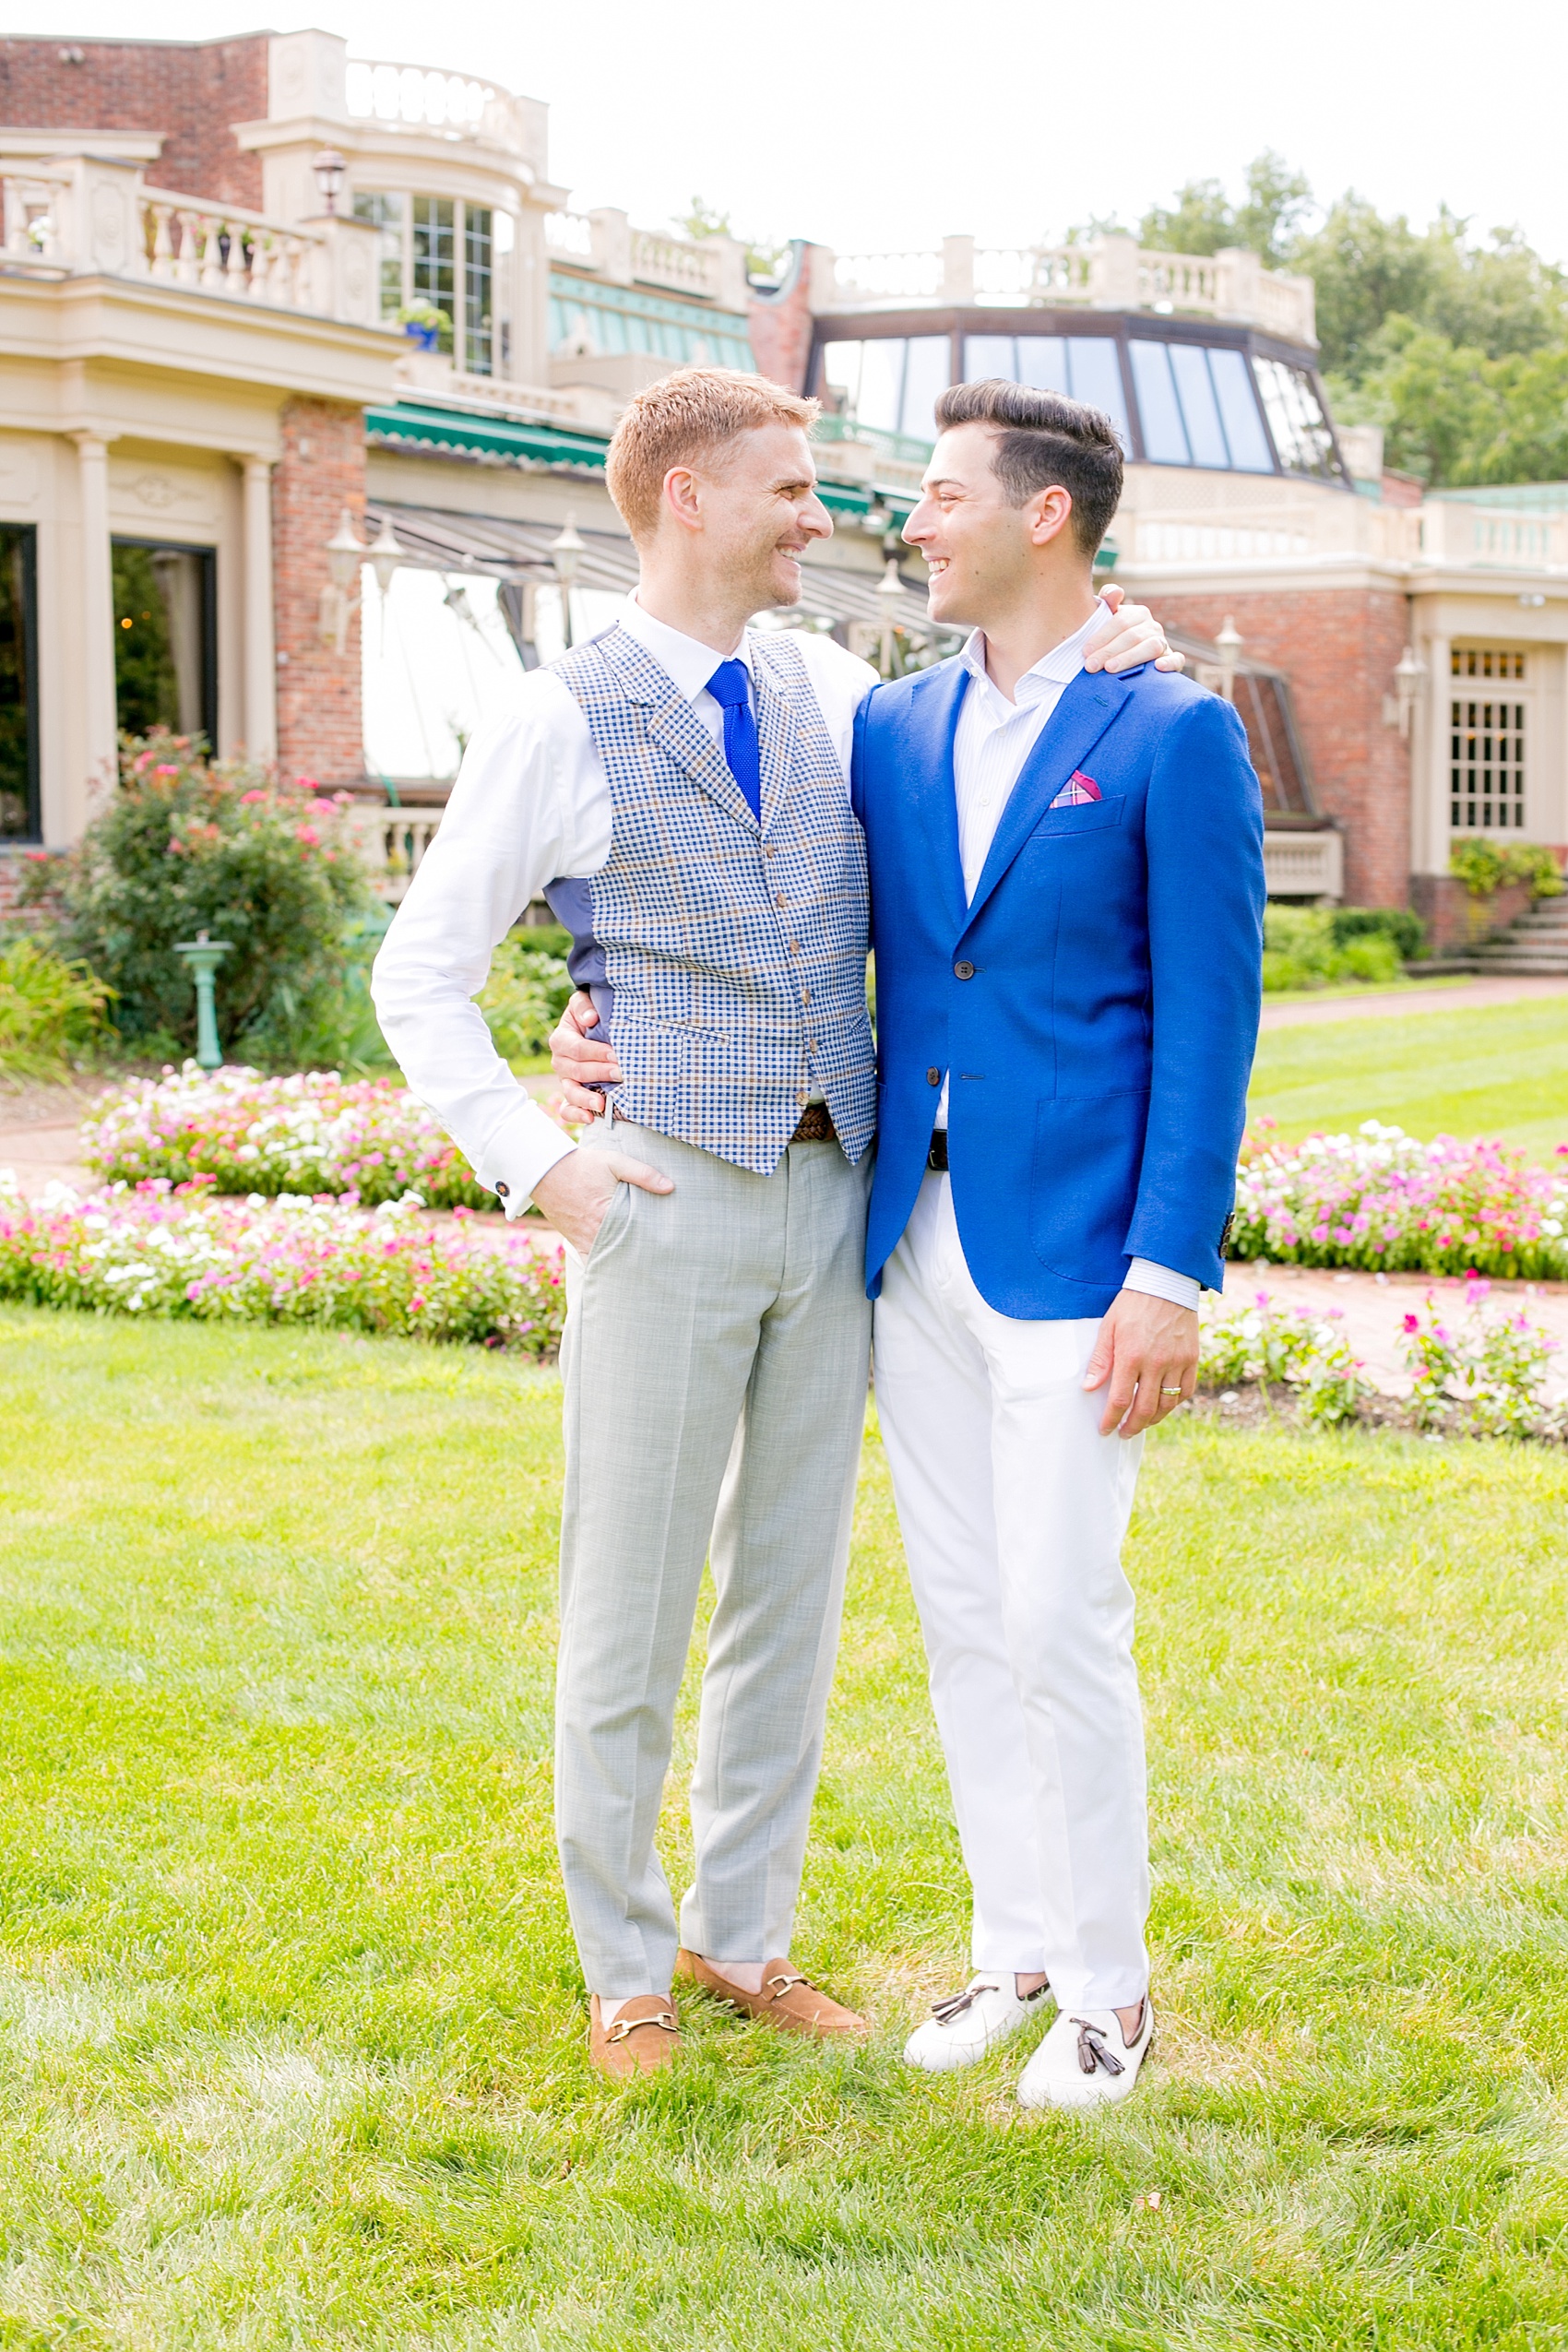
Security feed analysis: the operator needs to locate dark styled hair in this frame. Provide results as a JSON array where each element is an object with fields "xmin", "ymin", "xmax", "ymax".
[{"xmin": 934, "ymin": 378, "xmax": 1123, "ymax": 554}]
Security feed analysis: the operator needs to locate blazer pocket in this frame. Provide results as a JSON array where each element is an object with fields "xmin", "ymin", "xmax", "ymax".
[
  {"xmin": 1027, "ymin": 793, "xmax": 1126, "ymax": 842},
  {"xmin": 1028, "ymin": 1088, "xmax": 1149, "ymax": 1280}
]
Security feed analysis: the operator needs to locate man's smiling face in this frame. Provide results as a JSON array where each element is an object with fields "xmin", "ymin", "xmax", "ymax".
[
  {"xmin": 902, "ymin": 422, "xmax": 1072, "ymax": 629},
  {"xmin": 684, "ymin": 422, "xmax": 834, "ymax": 612}
]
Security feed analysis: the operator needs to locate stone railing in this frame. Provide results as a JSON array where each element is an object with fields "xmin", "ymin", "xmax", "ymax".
[
  {"xmin": 0, "ymin": 153, "xmax": 386, "ymax": 328},
  {"xmin": 1263, "ymin": 829, "xmax": 1343, "ymax": 901},
  {"xmin": 819, "ymin": 232, "xmax": 1317, "ymax": 347},
  {"xmin": 344, "ymin": 58, "xmax": 497, "ymax": 130},
  {"xmin": 348, "ymin": 802, "xmax": 444, "ymax": 901},
  {"xmin": 546, "ymin": 208, "xmax": 748, "ymax": 310},
  {"xmin": 1420, "ymin": 499, "xmax": 1568, "ymax": 573}
]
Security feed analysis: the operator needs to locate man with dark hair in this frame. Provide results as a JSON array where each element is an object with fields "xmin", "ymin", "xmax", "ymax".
[{"xmin": 859, "ymin": 379, "xmax": 1264, "ymax": 2108}]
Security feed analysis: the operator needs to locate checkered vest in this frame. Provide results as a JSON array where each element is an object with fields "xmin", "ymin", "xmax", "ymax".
[{"xmin": 553, "ymin": 624, "xmax": 874, "ymax": 1173}]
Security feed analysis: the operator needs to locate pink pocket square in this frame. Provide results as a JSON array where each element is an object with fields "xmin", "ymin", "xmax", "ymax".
[{"xmin": 1049, "ymin": 770, "xmax": 1102, "ymax": 808}]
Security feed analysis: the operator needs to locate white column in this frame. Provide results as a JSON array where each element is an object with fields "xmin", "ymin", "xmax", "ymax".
[
  {"xmin": 1411, "ymin": 629, "xmax": 1450, "ymax": 875},
  {"xmin": 242, "ymin": 456, "xmax": 277, "ymax": 761},
  {"xmin": 72, "ymin": 431, "xmax": 117, "ymax": 835}
]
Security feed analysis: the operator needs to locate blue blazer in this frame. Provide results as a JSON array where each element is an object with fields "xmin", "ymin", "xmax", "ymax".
[{"xmin": 855, "ymin": 657, "xmax": 1265, "ymax": 1317}]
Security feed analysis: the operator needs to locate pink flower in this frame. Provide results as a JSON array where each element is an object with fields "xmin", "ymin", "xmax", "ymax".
[
  {"xmin": 1402, "ymin": 1313, "xmax": 1420, "ymax": 1333},
  {"xmin": 155, "ymin": 764, "xmax": 179, "ymax": 778},
  {"xmin": 295, "ymin": 825, "xmax": 320, "ymax": 846},
  {"xmin": 240, "ymin": 789, "xmax": 267, "ymax": 804}
]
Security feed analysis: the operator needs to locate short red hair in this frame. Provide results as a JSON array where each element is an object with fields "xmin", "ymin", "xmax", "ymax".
[{"xmin": 605, "ymin": 367, "xmax": 819, "ymax": 541}]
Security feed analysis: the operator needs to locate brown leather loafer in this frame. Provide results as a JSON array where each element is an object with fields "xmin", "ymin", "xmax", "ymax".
[
  {"xmin": 588, "ymin": 1992, "xmax": 682, "ymax": 2079},
  {"xmin": 675, "ymin": 1950, "xmax": 869, "ymax": 2039}
]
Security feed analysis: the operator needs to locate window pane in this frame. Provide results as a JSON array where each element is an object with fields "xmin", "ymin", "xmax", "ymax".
[
  {"xmin": 1208, "ymin": 348, "xmax": 1273, "ymax": 472},
  {"xmin": 821, "ymin": 339, "xmax": 862, "ymax": 415},
  {"xmin": 112, "ymin": 542, "xmax": 213, "ymax": 743},
  {"xmin": 0, "ymin": 524, "xmax": 38, "ymax": 839},
  {"xmin": 964, "ymin": 334, "xmax": 1016, "ymax": 380},
  {"xmin": 411, "ymin": 196, "xmax": 456, "ymax": 347},
  {"xmin": 1128, "ymin": 340, "xmax": 1189, "ymax": 463},
  {"xmin": 1067, "ymin": 339, "xmax": 1131, "ymax": 449},
  {"xmin": 1015, "ymin": 335, "xmax": 1070, "ymax": 394},
  {"xmin": 901, "ymin": 336, "xmax": 949, "ymax": 440},
  {"xmin": 465, "ymin": 204, "xmax": 493, "ymax": 375},
  {"xmin": 1169, "ymin": 343, "xmax": 1229, "ymax": 469},
  {"xmin": 1253, "ymin": 358, "xmax": 1338, "ymax": 480},
  {"xmin": 351, "ymin": 190, "xmax": 405, "ymax": 317},
  {"xmin": 854, "ymin": 339, "xmax": 905, "ymax": 433}
]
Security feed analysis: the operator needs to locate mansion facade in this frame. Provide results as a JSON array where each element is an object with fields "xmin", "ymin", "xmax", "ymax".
[{"xmin": 2, "ymin": 27, "xmax": 1564, "ymax": 940}]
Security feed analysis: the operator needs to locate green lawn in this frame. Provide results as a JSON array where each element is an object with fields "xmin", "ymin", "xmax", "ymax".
[
  {"xmin": 1250, "ymin": 992, "xmax": 1568, "ymax": 1158},
  {"xmin": 3, "ymin": 1310, "xmax": 1568, "ymax": 2347}
]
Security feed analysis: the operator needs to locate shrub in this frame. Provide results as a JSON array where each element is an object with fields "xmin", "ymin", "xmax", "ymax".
[
  {"xmin": 479, "ymin": 934, "xmax": 575, "ymax": 1063},
  {"xmin": 1449, "ymin": 838, "xmax": 1563, "ymax": 899},
  {"xmin": 1399, "ymin": 1285, "xmax": 1560, "ymax": 1439},
  {"xmin": 0, "ymin": 1173, "xmax": 567, "ymax": 1354},
  {"xmin": 0, "ymin": 936, "xmax": 113, "ymax": 1079},
  {"xmin": 1200, "ymin": 1289, "xmax": 1372, "ymax": 1425},
  {"xmin": 1262, "ymin": 905, "xmax": 1402, "ymax": 992},
  {"xmin": 1231, "ymin": 1119, "xmax": 1568, "ymax": 1279},
  {"xmin": 1329, "ymin": 905, "xmax": 1429, "ymax": 962},
  {"xmin": 42, "ymin": 731, "xmax": 374, "ymax": 1066}
]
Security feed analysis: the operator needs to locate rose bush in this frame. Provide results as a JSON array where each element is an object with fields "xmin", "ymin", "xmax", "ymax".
[
  {"xmin": 0, "ymin": 1172, "xmax": 566, "ymax": 1355},
  {"xmin": 30, "ymin": 731, "xmax": 374, "ymax": 1066},
  {"xmin": 1231, "ymin": 1120, "xmax": 1568, "ymax": 1280}
]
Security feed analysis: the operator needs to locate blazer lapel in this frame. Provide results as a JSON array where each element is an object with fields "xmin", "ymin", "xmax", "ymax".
[
  {"xmin": 963, "ymin": 669, "xmax": 1129, "ymax": 926},
  {"xmin": 897, "ymin": 659, "xmax": 969, "ymax": 941},
  {"xmin": 598, "ymin": 625, "xmax": 759, "ymax": 834}
]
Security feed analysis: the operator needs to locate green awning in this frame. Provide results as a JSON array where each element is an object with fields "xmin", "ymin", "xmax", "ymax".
[
  {"xmin": 365, "ymin": 404, "xmax": 610, "ymax": 472},
  {"xmin": 365, "ymin": 400, "xmax": 913, "ymax": 517}
]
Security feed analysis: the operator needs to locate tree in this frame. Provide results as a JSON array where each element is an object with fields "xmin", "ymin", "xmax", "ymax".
[
  {"xmin": 1140, "ymin": 152, "xmax": 1311, "ymax": 269},
  {"xmin": 676, "ymin": 196, "xmax": 790, "ymax": 284}
]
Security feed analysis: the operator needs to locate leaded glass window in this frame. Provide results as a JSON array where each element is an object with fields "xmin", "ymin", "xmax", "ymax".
[
  {"xmin": 1450, "ymin": 648, "xmax": 1527, "ymax": 831},
  {"xmin": 1252, "ymin": 358, "xmax": 1341, "ymax": 481},
  {"xmin": 465, "ymin": 205, "xmax": 493, "ymax": 375}
]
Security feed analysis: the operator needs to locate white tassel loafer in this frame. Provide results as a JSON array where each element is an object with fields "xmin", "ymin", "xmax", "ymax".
[
  {"xmin": 903, "ymin": 1976, "xmax": 1051, "ymax": 2073},
  {"xmin": 1016, "ymin": 1997, "xmax": 1154, "ymax": 2110}
]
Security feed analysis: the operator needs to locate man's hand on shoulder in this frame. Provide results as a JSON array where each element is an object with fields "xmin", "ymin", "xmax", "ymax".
[
  {"xmin": 1082, "ymin": 1290, "xmax": 1199, "ymax": 1436},
  {"xmin": 1083, "ymin": 582, "xmax": 1185, "ymax": 677},
  {"xmin": 531, "ymin": 1140, "xmax": 671, "ymax": 1256}
]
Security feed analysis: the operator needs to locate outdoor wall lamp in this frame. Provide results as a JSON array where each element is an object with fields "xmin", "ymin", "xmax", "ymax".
[
  {"xmin": 876, "ymin": 555, "xmax": 906, "ymax": 680},
  {"xmin": 550, "ymin": 513, "xmax": 586, "ymax": 648},
  {"xmin": 319, "ymin": 511, "xmax": 405, "ymax": 654},
  {"xmin": 1384, "ymin": 644, "xmax": 1427, "ymax": 738},
  {"xmin": 312, "ymin": 148, "xmax": 348, "ymax": 215},
  {"xmin": 1214, "ymin": 615, "xmax": 1243, "ymax": 703}
]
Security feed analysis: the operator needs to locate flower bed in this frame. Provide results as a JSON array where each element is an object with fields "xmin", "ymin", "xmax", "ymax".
[
  {"xmin": 1231, "ymin": 1122, "xmax": 1568, "ymax": 1280},
  {"xmin": 80, "ymin": 1065, "xmax": 510, "ymax": 1211},
  {"xmin": 0, "ymin": 1175, "xmax": 566, "ymax": 1355}
]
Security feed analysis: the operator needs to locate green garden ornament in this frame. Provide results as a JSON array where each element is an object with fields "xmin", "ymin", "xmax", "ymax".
[{"xmin": 173, "ymin": 930, "xmax": 232, "ymax": 1071}]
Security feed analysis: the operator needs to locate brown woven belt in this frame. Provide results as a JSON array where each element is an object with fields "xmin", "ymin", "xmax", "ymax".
[{"xmin": 790, "ymin": 1102, "xmax": 837, "ymax": 1144}]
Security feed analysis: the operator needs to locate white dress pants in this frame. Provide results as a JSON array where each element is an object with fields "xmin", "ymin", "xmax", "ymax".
[{"xmin": 873, "ymin": 1171, "xmax": 1150, "ymax": 2012}]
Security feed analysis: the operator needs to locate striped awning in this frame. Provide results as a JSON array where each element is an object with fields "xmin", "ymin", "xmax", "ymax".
[{"xmin": 362, "ymin": 501, "xmax": 940, "ymax": 635}]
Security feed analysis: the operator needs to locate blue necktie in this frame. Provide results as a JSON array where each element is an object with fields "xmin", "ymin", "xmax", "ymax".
[{"xmin": 707, "ymin": 658, "xmax": 762, "ymax": 823}]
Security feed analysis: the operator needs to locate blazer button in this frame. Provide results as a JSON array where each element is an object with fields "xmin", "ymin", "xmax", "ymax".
[
  {"xmin": 954, "ymin": 959, "xmax": 975, "ymax": 980},
  {"xmin": 926, "ymin": 1067, "xmax": 941, "ymax": 1086}
]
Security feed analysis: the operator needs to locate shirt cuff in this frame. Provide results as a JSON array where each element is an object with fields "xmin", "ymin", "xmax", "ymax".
[
  {"xmin": 1123, "ymin": 1257, "xmax": 1202, "ymax": 1311},
  {"xmin": 475, "ymin": 1097, "xmax": 576, "ymax": 1217}
]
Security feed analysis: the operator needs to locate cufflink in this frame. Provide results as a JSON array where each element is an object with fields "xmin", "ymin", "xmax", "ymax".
[
  {"xmin": 1218, "ymin": 1210, "xmax": 1234, "ymax": 1252},
  {"xmin": 495, "ymin": 1181, "xmax": 510, "ymax": 1199}
]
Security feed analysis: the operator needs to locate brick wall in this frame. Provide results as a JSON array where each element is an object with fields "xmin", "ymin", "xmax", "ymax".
[
  {"xmin": 1411, "ymin": 873, "xmax": 1535, "ymax": 956},
  {"xmin": 747, "ymin": 246, "xmax": 820, "ymax": 395},
  {"xmin": 1151, "ymin": 586, "xmax": 1414, "ymax": 907},
  {"xmin": 272, "ymin": 398, "xmax": 365, "ymax": 789},
  {"xmin": 0, "ymin": 36, "xmax": 267, "ymax": 208}
]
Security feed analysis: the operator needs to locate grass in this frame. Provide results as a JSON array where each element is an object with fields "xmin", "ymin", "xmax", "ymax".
[
  {"xmin": 1250, "ymin": 992, "xmax": 1568, "ymax": 1160},
  {"xmin": 2, "ymin": 1309, "xmax": 1568, "ymax": 2347}
]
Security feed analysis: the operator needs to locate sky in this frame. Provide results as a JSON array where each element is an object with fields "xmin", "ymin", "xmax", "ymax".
[{"xmin": 27, "ymin": 0, "xmax": 1568, "ymax": 267}]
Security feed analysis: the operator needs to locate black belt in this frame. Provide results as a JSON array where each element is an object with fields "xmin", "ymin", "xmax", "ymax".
[{"xmin": 926, "ymin": 1128, "xmax": 949, "ymax": 1172}]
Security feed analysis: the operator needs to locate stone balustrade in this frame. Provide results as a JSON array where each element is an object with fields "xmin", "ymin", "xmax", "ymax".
[
  {"xmin": 544, "ymin": 208, "xmax": 748, "ymax": 310},
  {"xmin": 821, "ymin": 232, "xmax": 1317, "ymax": 346},
  {"xmin": 0, "ymin": 153, "xmax": 386, "ymax": 328},
  {"xmin": 347, "ymin": 803, "xmax": 444, "ymax": 901},
  {"xmin": 1420, "ymin": 500, "xmax": 1568, "ymax": 573}
]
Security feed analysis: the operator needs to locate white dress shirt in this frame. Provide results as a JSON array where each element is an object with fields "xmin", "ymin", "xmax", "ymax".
[
  {"xmin": 371, "ymin": 595, "xmax": 876, "ymax": 1210},
  {"xmin": 934, "ymin": 604, "xmax": 1200, "ymax": 1313}
]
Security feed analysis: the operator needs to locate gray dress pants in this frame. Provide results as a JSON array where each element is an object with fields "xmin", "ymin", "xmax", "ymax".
[{"xmin": 555, "ymin": 1117, "xmax": 873, "ymax": 2000}]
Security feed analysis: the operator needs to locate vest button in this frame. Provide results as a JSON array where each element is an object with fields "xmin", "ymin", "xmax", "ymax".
[
  {"xmin": 954, "ymin": 959, "xmax": 976, "ymax": 980},
  {"xmin": 926, "ymin": 1067, "xmax": 941, "ymax": 1086}
]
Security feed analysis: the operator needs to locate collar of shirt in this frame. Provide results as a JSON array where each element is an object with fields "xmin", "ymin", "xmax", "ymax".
[
  {"xmin": 621, "ymin": 592, "xmax": 752, "ymax": 707},
  {"xmin": 959, "ymin": 596, "xmax": 1110, "ymax": 722}
]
